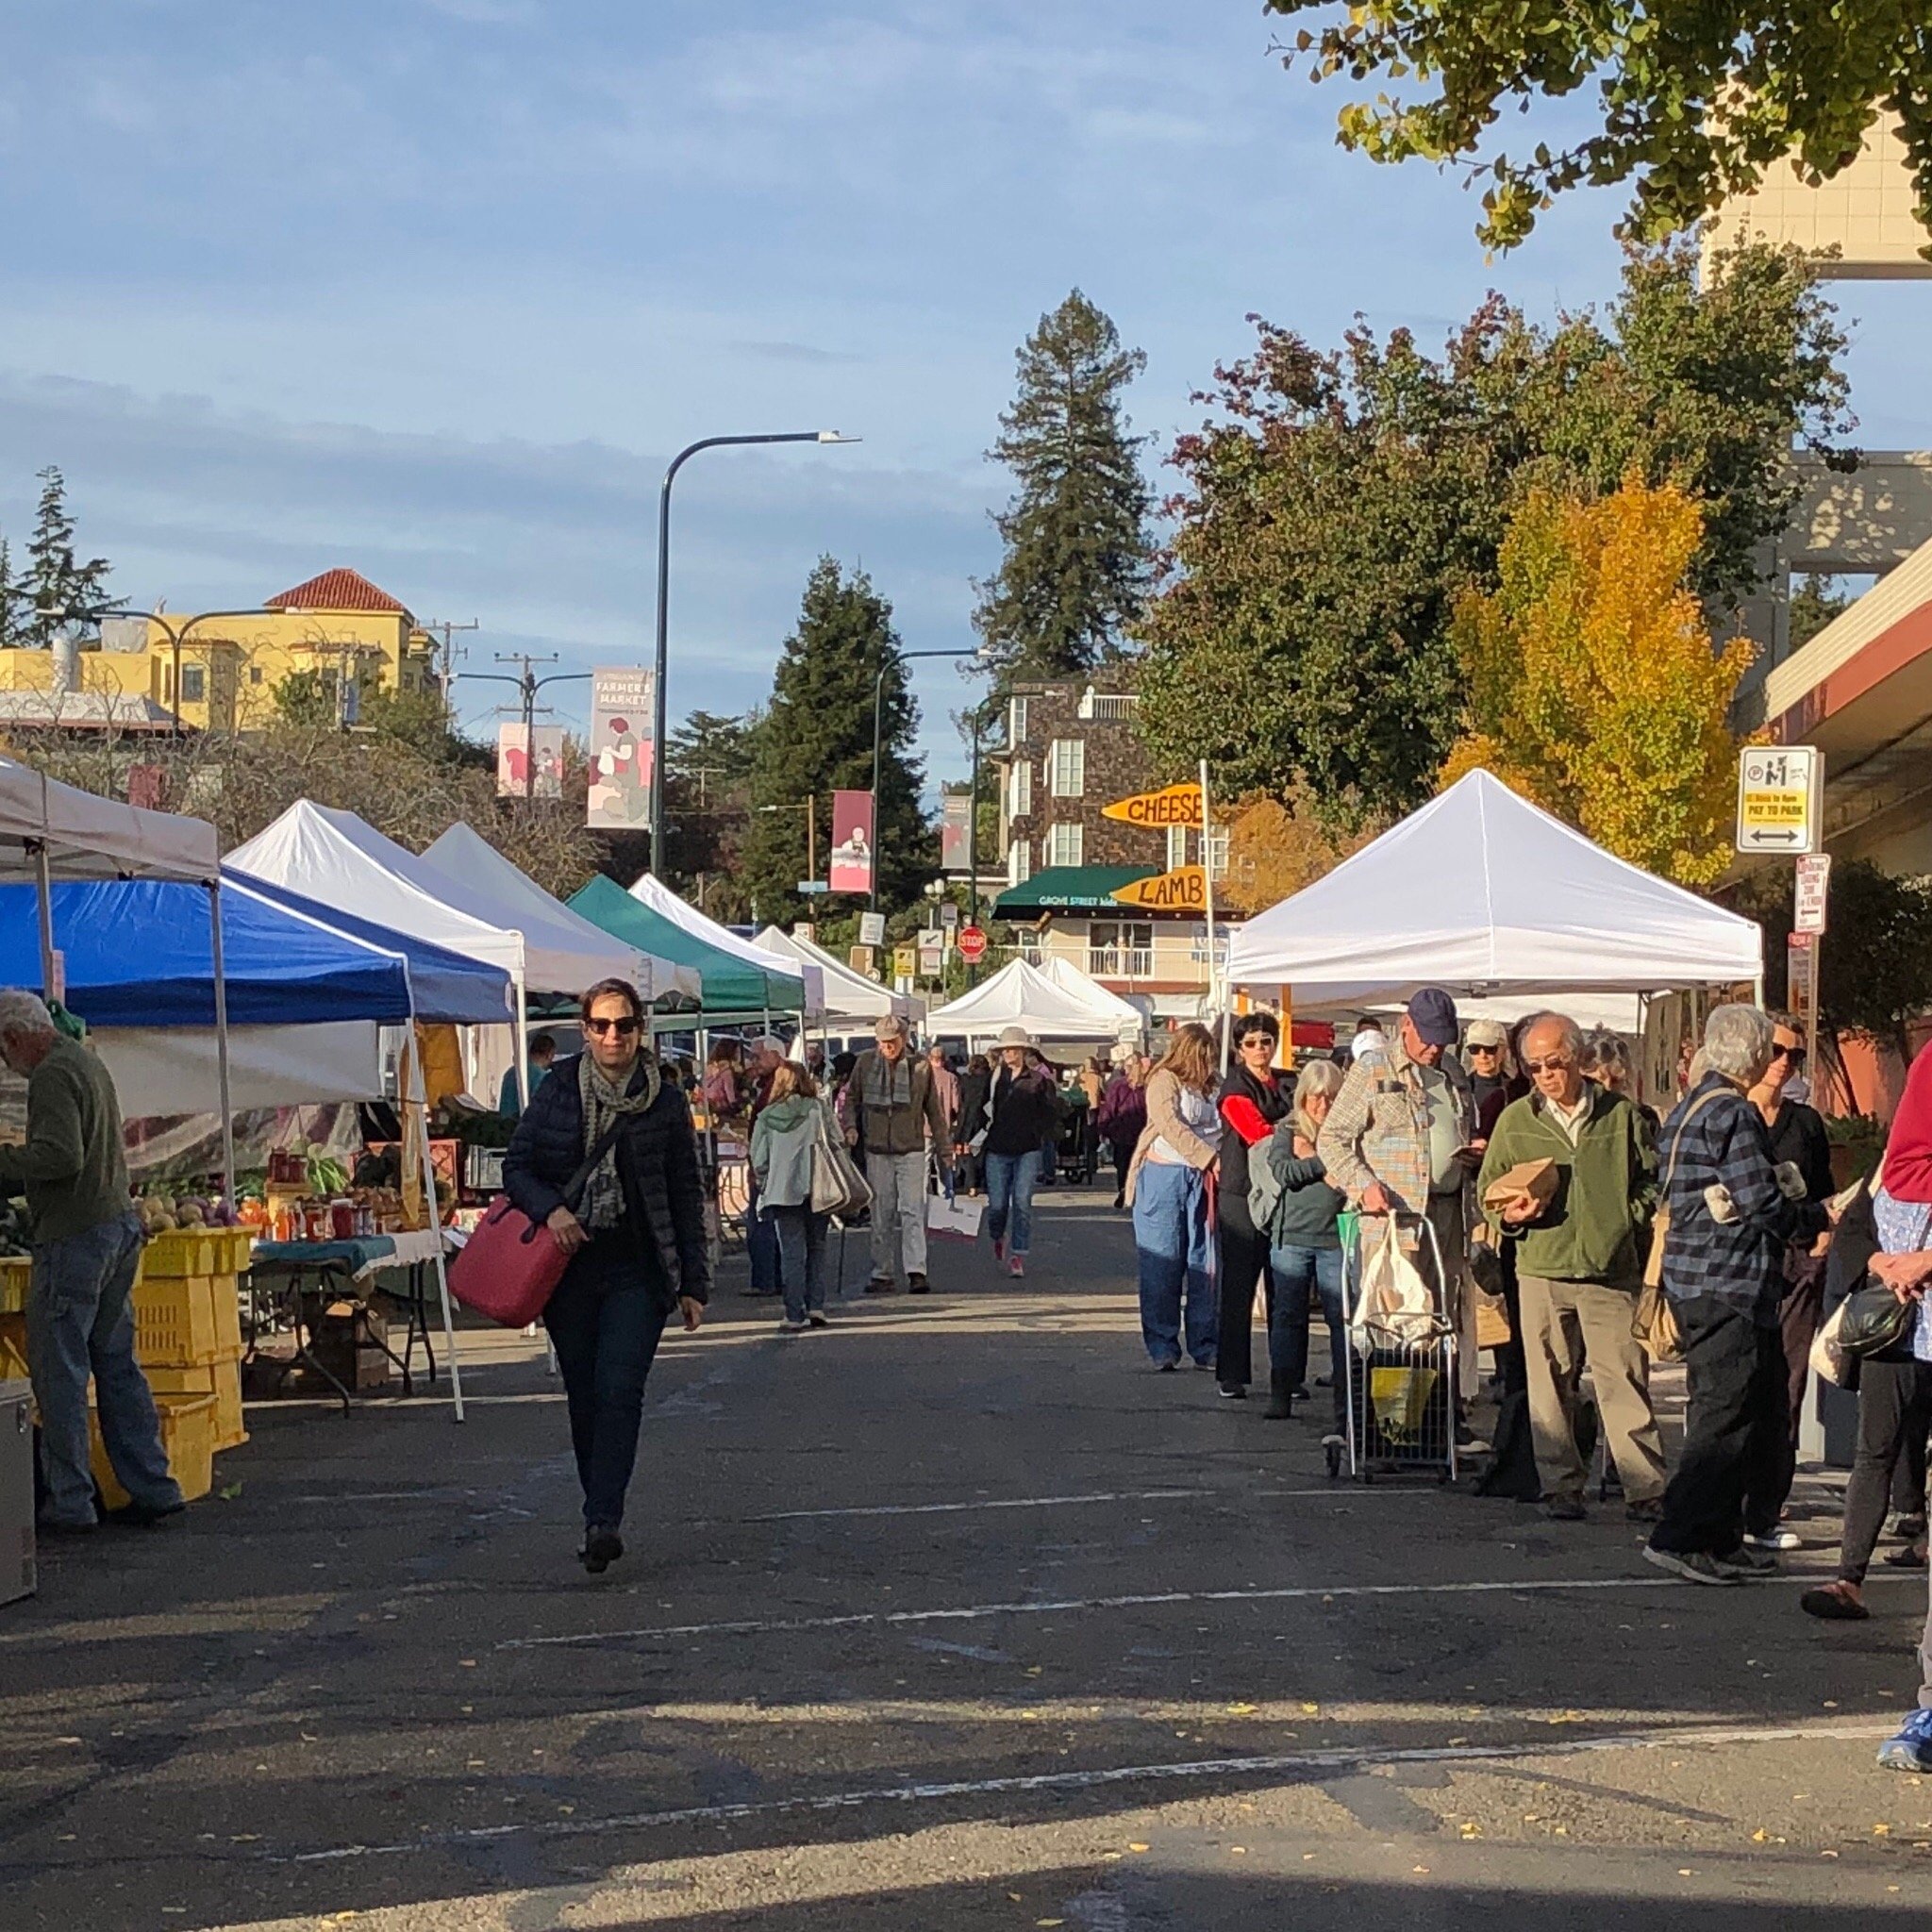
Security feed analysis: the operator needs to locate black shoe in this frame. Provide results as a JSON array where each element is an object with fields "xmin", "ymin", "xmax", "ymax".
[
  {"xmin": 580, "ymin": 1525, "xmax": 624, "ymax": 1574},
  {"xmin": 1291, "ymin": 1384, "xmax": 1311, "ymax": 1402},
  {"xmin": 1218, "ymin": 1382, "xmax": 1246, "ymax": 1400},
  {"xmin": 863, "ymin": 1276, "xmax": 897, "ymax": 1296},
  {"xmin": 106, "ymin": 1498, "xmax": 185, "ymax": 1528},
  {"xmin": 907, "ymin": 1273, "xmax": 929, "ymax": 1296},
  {"xmin": 1543, "ymin": 1495, "xmax": 1586, "ymax": 1522}
]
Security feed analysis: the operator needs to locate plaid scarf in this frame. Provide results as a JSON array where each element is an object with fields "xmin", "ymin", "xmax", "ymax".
[{"xmin": 577, "ymin": 1049, "xmax": 661, "ymax": 1231}]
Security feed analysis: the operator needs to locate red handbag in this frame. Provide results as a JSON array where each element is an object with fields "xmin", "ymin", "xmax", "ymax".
[{"xmin": 449, "ymin": 1120, "xmax": 626, "ymax": 1327}]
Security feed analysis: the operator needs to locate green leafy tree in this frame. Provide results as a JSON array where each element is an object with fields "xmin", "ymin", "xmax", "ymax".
[
  {"xmin": 974, "ymin": 290, "xmax": 1152, "ymax": 684},
  {"xmin": 741, "ymin": 558, "xmax": 930, "ymax": 927},
  {"xmin": 1789, "ymin": 573, "xmax": 1852, "ymax": 652},
  {"xmin": 24, "ymin": 467, "xmax": 110, "ymax": 648},
  {"xmin": 1269, "ymin": 2, "xmax": 1932, "ymax": 257},
  {"xmin": 658, "ymin": 708, "xmax": 759, "ymax": 922},
  {"xmin": 1136, "ymin": 241, "xmax": 1852, "ymax": 827}
]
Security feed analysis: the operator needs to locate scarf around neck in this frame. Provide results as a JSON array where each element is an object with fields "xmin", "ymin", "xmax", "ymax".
[{"xmin": 577, "ymin": 1048, "xmax": 661, "ymax": 1231}]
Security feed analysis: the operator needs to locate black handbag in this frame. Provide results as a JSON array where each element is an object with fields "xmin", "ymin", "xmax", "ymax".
[{"xmin": 1837, "ymin": 1281, "xmax": 1916, "ymax": 1361}]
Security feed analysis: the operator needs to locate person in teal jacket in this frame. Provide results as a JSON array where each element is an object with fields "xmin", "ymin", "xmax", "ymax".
[{"xmin": 498, "ymin": 1034, "xmax": 557, "ymax": 1120}]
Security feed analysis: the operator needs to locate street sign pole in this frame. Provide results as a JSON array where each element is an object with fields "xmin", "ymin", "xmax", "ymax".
[{"xmin": 1794, "ymin": 851, "xmax": 1832, "ymax": 1101}]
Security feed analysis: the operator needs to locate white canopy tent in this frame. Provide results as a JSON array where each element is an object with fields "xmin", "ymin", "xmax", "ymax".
[
  {"xmin": 1227, "ymin": 770, "xmax": 1763, "ymax": 1006},
  {"xmin": 423, "ymin": 822, "xmax": 700, "ymax": 1003},
  {"xmin": 752, "ymin": 924, "xmax": 921, "ymax": 1030},
  {"xmin": 926, "ymin": 957, "xmax": 1143, "ymax": 1048},
  {"xmin": 628, "ymin": 873, "xmax": 826, "ymax": 1016},
  {"xmin": 1037, "ymin": 954, "xmax": 1147, "ymax": 1035}
]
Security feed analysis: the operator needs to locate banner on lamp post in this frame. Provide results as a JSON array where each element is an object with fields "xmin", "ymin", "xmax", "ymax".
[
  {"xmin": 828, "ymin": 790, "xmax": 875, "ymax": 895},
  {"xmin": 497, "ymin": 723, "xmax": 565, "ymax": 798},
  {"xmin": 941, "ymin": 791, "xmax": 973, "ymax": 872},
  {"xmin": 586, "ymin": 668, "xmax": 656, "ymax": 829}
]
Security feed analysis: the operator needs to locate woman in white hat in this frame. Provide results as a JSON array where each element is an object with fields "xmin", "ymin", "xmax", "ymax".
[{"xmin": 979, "ymin": 1026, "xmax": 1059, "ymax": 1278}]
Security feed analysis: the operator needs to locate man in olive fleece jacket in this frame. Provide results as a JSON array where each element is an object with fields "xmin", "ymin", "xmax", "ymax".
[
  {"xmin": 0, "ymin": 992, "xmax": 180, "ymax": 1531},
  {"xmin": 1476, "ymin": 1011, "xmax": 1663, "ymax": 1522}
]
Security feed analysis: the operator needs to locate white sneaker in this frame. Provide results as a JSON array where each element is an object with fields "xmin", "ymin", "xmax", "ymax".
[
  {"xmin": 779, "ymin": 1317, "xmax": 807, "ymax": 1335},
  {"xmin": 1744, "ymin": 1529, "xmax": 1801, "ymax": 1552}
]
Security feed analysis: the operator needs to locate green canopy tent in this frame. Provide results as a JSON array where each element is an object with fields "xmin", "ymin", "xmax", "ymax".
[{"xmin": 569, "ymin": 874, "xmax": 807, "ymax": 1021}]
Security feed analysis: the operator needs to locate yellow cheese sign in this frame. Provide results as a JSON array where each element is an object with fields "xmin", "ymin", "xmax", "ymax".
[
  {"xmin": 1111, "ymin": 865, "xmax": 1208, "ymax": 912},
  {"xmin": 1102, "ymin": 782, "xmax": 1204, "ymax": 830}
]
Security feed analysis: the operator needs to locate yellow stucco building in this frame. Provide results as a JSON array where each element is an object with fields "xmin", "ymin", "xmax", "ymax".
[{"xmin": 0, "ymin": 567, "xmax": 441, "ymax": 732}]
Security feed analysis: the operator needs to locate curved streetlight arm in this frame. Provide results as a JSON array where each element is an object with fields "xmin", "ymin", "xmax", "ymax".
[
  {"xmin": 88, "ymin": 606, "xmax": 281, "ymax": 733},
  {"xmin": 650, "ymin": 430, "xmax": 858, "ymax": 877}
]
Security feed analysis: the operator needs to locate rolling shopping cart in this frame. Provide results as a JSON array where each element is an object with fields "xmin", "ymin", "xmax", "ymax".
[{"xmin": 1328, "ymin": 1208, "xmax": 1459, "ymax": 1485}]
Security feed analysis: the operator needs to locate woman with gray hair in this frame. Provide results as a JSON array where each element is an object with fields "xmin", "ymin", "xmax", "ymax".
[
  {"xmin": 1642, "ymin": 1004, "xmax": 1835, "ymax": 1587},
  {"xmin": 1259, "ymin": 1058, "xmax": 1350, "ymax": 1433}
]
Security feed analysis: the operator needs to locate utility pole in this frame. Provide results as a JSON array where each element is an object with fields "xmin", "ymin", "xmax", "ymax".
[
  {"xmin": 459, "ymin": 654, "xmax": 591, "ymax": 801},
  {"xmin": 423, "ymin": 617, "xmax": 477, "ymax": 722}
]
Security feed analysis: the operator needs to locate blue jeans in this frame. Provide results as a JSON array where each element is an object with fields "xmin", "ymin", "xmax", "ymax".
[
  {"xmin": 985, "ymin": 1149, "xmax": 1041, "ymax": 1256},
  {"xmin": 767, "ymin": 1205, "xmax": 829, "ymax": 1322},
  {"xmin": 28, "ymin": 1211, "xmax": 180, "ymax": 1526},
  {"xmin": 1134, "ymin": 1161, "xmax": 1217, "ymax": 1365},
  {"xmin": 542, "ymin": 1238, "xmax": 671, "ymax": 1530},
  {"xmin": 745, "ymin": 1174, "xmax": 780, "ymax": 1293},
  {"xmin": 1270, "ymin": 1242, "xmax": 1346, "ymax": 1423}
]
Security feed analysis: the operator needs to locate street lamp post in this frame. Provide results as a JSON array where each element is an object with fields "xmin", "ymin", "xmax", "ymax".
[
  {"xmin": 460, "ymin": 664, "xmax": 593, "ymax": 798},
  {"xmin": 650, "ymin": 429, "xmax": 858, "ymax": 879},
  {"xmin": 757, "ymin": 796, "xmax": 817, "ymax": 882},
  {"xmin": 870, "ymin": 649, "xmax": 974, "ymax": 913},
  {"xmin": 92, "ymin": 607, "xmax": 282, "ymax": 733}
]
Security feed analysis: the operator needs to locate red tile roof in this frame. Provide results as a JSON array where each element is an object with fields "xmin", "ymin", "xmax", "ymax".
[{"xmin": 265, "ymin": 568, "xmax": 410, "ymax": 617}]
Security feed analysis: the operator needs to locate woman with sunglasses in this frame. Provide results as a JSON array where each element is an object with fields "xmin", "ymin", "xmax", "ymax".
[
  {"xmin": 1740, "ymin": 1011, "xmax": 1837, "ymax": 1551},
  {"xmin": 504, "ymin": 977, "xmax": 709, "ymax": 1574}
]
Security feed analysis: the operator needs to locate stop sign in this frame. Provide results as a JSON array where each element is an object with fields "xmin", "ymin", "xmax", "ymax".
[{"xmin": 957, "ymin": 924, "xmax": 988, "ymax": 963}]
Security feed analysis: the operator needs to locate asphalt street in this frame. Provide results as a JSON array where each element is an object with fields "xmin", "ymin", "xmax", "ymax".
[{"xmin": 2, "ymin": 1182, "xmax": 1930, "ymax": 1930}]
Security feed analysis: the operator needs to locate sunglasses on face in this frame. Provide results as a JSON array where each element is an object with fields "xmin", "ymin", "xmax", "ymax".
[
  {"xmin": 1240, "ymin": 1037, "xmax": 1275, "ymax": 1052},
  {"xmin": 1771, "ymin": 1042, "xmax": 1806, "ymax": 1066},
  {"xmin": 1469, "ymin": 1042, "xmax": 1501, "ymax": 1056},
  {"xmin": 1524, "ymin": 1056, "xmax": 1573, "ymax": 1075},
  {"xmin": 586, "ymin": 1016, "xmax": 640, "ymax": 1038}
]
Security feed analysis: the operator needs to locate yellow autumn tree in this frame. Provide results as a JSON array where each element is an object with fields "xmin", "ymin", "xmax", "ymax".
[
  {"xmin": 1223, "ymin": 780, "xmax": 1382, "ymax": 915},
  {"xmin": 1441, "ymin": 475, "xmax": 1754, "ymax": 887}
]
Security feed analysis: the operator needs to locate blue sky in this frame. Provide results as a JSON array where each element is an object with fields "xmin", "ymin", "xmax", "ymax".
[{"xmin": 1, "ymin": 2, "xmax": 1925, "ymax": 786}]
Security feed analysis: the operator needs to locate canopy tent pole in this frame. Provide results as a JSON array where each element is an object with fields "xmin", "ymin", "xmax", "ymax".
[
  {"xmin": 207, "ymin": 879, "xmax": 238, "ymax": 1204},
  {"xmin": 32, "ymin": 841, "xmax": 56, "ymax": 1005},
  {"xmin": 512, "ymin": 967, "xmax": 531, "ymax": 1109},
  {"xmin": 407, "ymin": 1037, "xmax": 466, "ymax": 1423}
]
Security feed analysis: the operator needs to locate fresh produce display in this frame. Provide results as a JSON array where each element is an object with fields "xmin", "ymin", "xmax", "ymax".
[{"xmin": 136, "ymin": 1191, "xmax": 240, "ymax": 1235}]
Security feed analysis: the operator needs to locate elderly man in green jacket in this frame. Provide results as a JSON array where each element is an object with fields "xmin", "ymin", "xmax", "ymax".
[
  {"xmin": 1477, "ymin": 1010, "xmax": 1663, "ymax": 1524},
  {"xmin": 0, "ymin": 991, "xmax": 181, "ymax": 1533}
]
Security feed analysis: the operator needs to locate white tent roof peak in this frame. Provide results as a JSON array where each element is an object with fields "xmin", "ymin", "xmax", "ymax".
[
  {"xmin": 927, "ymin": 956, "xmax": 1143, "ymax": 1043},
  {"xmin": 628, "ymin": 874, "xmax": 824, "ymax": 1012},
  {"xmin": 753, "ymin": 924, "xmax": 920, "ymax": 1026},
  {"xmin": 1037, "ymin": 953, "xmax": 1144, "ymax": 1025},
  {"xmin": 0, "ymin": 753, "xmax": 219, "ymax": 883},
  {"xmin": 1227, "ymin": 768, "xmax": 1762, "ymax": 1003}
]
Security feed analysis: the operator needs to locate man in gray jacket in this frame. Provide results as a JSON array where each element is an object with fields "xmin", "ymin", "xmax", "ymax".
[{"xmin": 848, "ymin": 1015, "xmax": 951, "ymax": 1295}]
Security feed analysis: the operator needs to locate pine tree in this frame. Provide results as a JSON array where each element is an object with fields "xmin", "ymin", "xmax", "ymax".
[
  {"xmin": 973, "ymin": 290, "xmax": 1151, "ymax": 684},
  {"xmin": 0, "ymin": 539, "xmax": 19, "ymax": 649},
  {"xmin": 25, "ymin": 467, "xmax": 110, "ymax": 648},
  {"xmin": 741, "ymin": 558, "xmax": 930, "ymax": 926}
]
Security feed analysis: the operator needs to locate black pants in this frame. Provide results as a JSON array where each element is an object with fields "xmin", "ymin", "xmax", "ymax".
[
  {"xmin": 1214, "ymin": 1223, "xmax": 1273, "ymax": 1390},
  {"xmin": 1839, "ymin": 1360, "xmax": 1932, "ymax": 1583},
  {"xmin": 1109, "ymin": 1141, "xmax": 1133, "ymax": 1204},
  {"xmin": 1652, "ymin": 1295, "xmax": 1787, "ymax": 1556},
  {"xmin": 542, "ymin": 1237, "xmax": 671, "ymax": 1531}
]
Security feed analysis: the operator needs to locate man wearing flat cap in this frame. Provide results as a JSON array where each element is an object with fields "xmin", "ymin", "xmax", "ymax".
[{"xmin": 1318, "ymin": 988, "xmax": 1486, "ymax": 1431}]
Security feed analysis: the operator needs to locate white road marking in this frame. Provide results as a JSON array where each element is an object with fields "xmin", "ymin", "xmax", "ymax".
[
  {"xmin": 499, "ymin": 1570, "xmax": 1909, "ymax": 1650},
  {"xmin": 751, "ymin": 1486, "xmax": 1355, "ymax": 1522},
  {"xmin": 286, "ymin": 1718, "xmax": 1895, "ymax": 1864}
]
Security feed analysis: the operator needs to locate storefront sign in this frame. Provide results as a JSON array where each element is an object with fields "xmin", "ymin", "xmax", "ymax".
[{"xmin": 1102, "ymin": 782, "xmax": 1204, "ymax": 830}]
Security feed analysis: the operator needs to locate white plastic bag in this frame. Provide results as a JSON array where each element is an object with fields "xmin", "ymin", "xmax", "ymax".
[{"xmin": 1352, "ymin": 1218, "xmax": 1439, "ymax": 1351}]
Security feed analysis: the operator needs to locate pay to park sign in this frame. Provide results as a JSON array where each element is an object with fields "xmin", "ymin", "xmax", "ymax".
[{"xmin": 1736, "ymin": 746, "xmax": 1821, "ymax": 856}]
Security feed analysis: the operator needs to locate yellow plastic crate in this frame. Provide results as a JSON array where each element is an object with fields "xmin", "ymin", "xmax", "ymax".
[
  {"xmin": 132, "ymin": 1274, "xmax": 229, "ymax": 1368},
  {"xmin": 143, "ymin": 1357, "xmax": 246, "ymax": 1453},
  {"xmin": 92, "ymin": 1391, "xmax": 216, "ymax": 1510},
  {"xmin": 141, "ymin": 1230, "xmax": 217, "ymax": 1278},
  {"xmin": 0, "ymin": 1312, "xmax": 25, "ymax": 1381},
  {"xmin": 0, "ymin": 1257, "xmax": 27, "ymax": 1316}
]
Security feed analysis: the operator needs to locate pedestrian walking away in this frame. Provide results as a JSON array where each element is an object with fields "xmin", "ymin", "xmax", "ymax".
[
  {"xmin": 741, "ymin": 1035, "xmax": 786, "ymax": 1298},
  {"xmin": 1643, "ymin": 1005, "xmax": 1833, "ymax": 1590},
  {"xmin": 1094, "ymin": 1046, "xmax": 1149, "ymax": 1210},
  {"xmin": 749, "ymin": 1059, "xmax": 835, "ymax": 1331},
  {"xmin": 1477, "ymin": 1011, "xmax": 1665, "ymax": 1524},
  {"xmin": 0, "ymin": 990, "xmax": 182, "ymax": 1535},
  {"xmin": 1319, "ymin": 986, "xmax": 1487, "ymax": 1444},
  {"xmin": 1743, "ymin": 1011, "xmax": 1837, "ymax": 1549},
  {"xmin": 848, "ymin": 1015, "xmax": 951, "ymax": 1295},
  {"xmin": 1213, "ymin": 1011, "xmax": 1290, "ymax": 1401},
  {"xmin": 503, "ymin": 977, "xmax": 709, "ymax": 1574},
  {"xmin": 976, "ymin": 1027, "xmax": 1059, "ymax": 1278},
  {"xmin": 953, "ymin": 1054, "xmax": 991, "ymax": 1197},
  {"xmin": 1127, "ymin": 1023, "xmax": 1224, "ymax": 1371},
  {"xmin": 1259, "ymin": 1058, "xmax": 1348, "ymax": 1431}
]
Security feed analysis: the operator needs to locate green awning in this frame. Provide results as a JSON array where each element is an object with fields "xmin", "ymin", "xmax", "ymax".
[
  {"xmin": 568, "ymin": 874, "xmax": 807, "ymax": 1013},
  {"xmin": 991, "ymin": 864, "xmax": 1158, "ymax": 915}
]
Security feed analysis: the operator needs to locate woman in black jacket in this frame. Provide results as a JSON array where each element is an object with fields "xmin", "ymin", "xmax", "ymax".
[
  {"xmin": 979, "ymin": 1028, "xmax": 1061, "ymax": 1277},
  {"xmin": 953, "ymin": 1055, "xmax": 991, "ymax": 1197},
  {"xmin": 1214, "ymin": 1013, "xmax": 1291, "ymax": 1403},
  {"xmin": 504, "ymin": 977, "xmax": 709, "ymax": 1574}
]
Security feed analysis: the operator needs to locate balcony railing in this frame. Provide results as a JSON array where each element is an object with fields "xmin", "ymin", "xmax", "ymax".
[
  {"xmin": 1076, "ymin": 690, "xmax": 1140, "ymax": 723},
  {"xmin": 1090, "ymin": 947, "xmax": 1155, "ymax": 979}
]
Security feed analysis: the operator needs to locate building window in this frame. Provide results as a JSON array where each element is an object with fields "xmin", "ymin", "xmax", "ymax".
[
  {"xmin": 1205, "ymin": 824, "xmax": 1230, "ymax": 881},
  {"xmin": 1166, "ymin": 824, "xmax": 1189, "ymax": 872},
  {"xmin": 180, "ymin": 665, "xmax": 207, "ymax": 705},
  {"xmin": 249, "ymin": 666, "xmax": 263, "ymax": 686},
  {"xmin": 1008, "ymin": 839, "xmax": 1031, "ymax": 888},
  {"xmin": 1008, "ymin": 695, "xmax": 1028, "ymax": 747},
  {"xmin": 1049, "ymin": 738, "xmax": 1085, "ymax": 797},
  {"xmin": 1008, "ymin": 758, "xmax": 1032, "ymax": 821},
  {"xmin": 1089, "ymin": 920, "xmax": 1154, "ymax": 978},
  {"xmin": 1047, "ymin": 821, "xmax": 1084, "ymax": 868}
]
